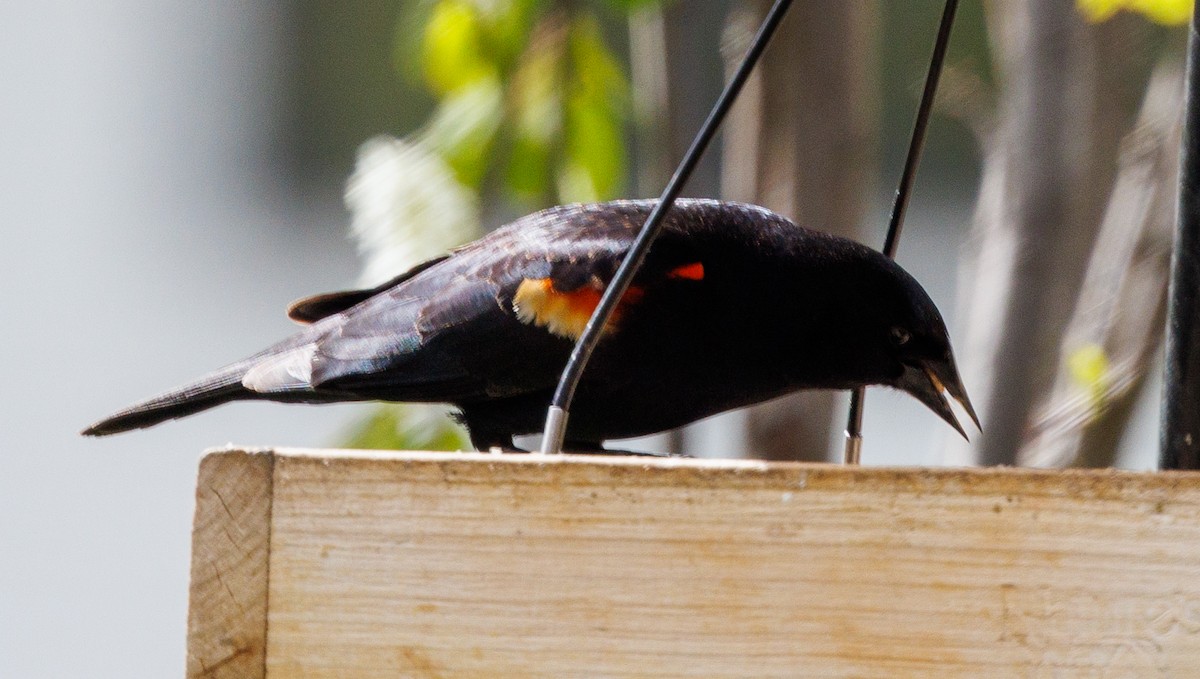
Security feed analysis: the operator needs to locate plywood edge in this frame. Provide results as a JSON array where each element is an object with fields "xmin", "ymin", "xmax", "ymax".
[
  {"xmin": 186, "ymin": 449, "xmax": 274, "ymax": 679},
  {"xmin": 257, "ymin": 446, "xmax": 1200, "ymax": 502}
]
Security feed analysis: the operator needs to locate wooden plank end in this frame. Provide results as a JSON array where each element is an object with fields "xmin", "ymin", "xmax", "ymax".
[{"xmin": 186, "ymin": 449, "xmax": 274, "ymax": 679}]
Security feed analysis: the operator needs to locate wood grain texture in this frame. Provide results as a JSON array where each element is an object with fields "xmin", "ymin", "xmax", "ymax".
[
  {"xmin": 186, "ymin": 449, "xmax": 273, "ymax": 679},
  {"xmin": 189, "ymin": 449, "xmax": 1200, "ymax": 678}
]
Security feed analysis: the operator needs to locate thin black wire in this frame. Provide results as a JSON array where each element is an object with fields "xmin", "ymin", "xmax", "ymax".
[
  {"xmin": 845, "ymin": 0, "xmax": 959, "ymax": 459},
  {"xmin": 540, "ymin": 0, "xmax": 795, "ymax": 453}
]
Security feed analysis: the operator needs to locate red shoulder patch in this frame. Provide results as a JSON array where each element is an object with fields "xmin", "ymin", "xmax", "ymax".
[{"xmin": 668, "ymin": 262, "xmax": 705, "ymax": 280}]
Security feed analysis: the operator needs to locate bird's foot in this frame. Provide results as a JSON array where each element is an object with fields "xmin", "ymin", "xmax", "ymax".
[
  {"xmin": 486, "ymin": 445, "xmax": 530, "ymax": 454},
  {"xmin": 476, "ymin": 441, "xmax": 690, "ymax": 458}
]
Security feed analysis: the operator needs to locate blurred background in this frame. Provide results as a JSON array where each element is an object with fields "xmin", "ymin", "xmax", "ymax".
[{"xmin": 1, "ymin": 0, "xmax": 1189, "ymax": 676}]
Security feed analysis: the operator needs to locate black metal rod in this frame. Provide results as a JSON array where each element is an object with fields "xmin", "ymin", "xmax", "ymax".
[
  {"xmin": 540, "ymin": 0, "xmax": 795, "ymax": 454},
  {"xmin": 844, "ymin": 0, "xmax": 959, "ymax": 463},
  {"xmin": 1161, "ymin": 5, "xmax": 1200, "ymax": 470}
]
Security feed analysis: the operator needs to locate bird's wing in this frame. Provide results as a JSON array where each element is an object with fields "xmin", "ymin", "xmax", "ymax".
[
  {"xmin": 241, "ymin": 202, "xmax": 713, "ymax": 404},
  {"xmin": 285, "ymin": 255, "xmax": 450, "ymax": 324},
  {"xmin": 232, "ymin": 204, "xmax": 628, "ymax": 401},
  {"xmin": 243, "ymin": 259, "xmax": 501, "ymax": 401}
]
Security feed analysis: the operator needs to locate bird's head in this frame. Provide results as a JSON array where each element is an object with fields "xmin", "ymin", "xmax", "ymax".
[
  {"xmin": 772, "ymin": 238, "xmax": 979, "ymax": 440},
  {"xmin": 853, "ymin": 258, "xmax": 979, "ymax": 440}
]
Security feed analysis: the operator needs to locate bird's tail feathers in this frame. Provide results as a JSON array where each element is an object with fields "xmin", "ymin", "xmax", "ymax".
[{"xmin": 82, "ymin": 363, "xmax": 254, "ymax": 436}]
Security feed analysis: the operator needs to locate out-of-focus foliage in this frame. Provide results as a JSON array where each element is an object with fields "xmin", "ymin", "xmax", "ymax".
[
  {"xmin": 338, "ymin": 133, "xmax": 481, "ymax": 451},
  {"xmin": 1067, "ymin": 343, "xmax": 1112, "ymax": 418},
  {"xmin": 559, "ymin": 17, "xmax": 628, "ymax": 201},
  {"xmin": 341, "ymin": 405, "xmax": 471, "ymax": 451},
  {"xmin": 420, "ymin": 1, "xmax": 504, "ymax": 95},
  {"xmin": 346, "ymin": 136, "xmax": 479, "ymax": 286},
  {"xmin": 340, "ymin": 0, "xmax": 648, "ymax": 450},
  {"xmin": 422, "ymin": 79, "xmax": 505, "ymax": 188},
  {"xmin": 1077, "ymin": 0, "xmax": 1193, "ymax": 24},
  {"xmin": 414, "ymin": 0, "xmax": 633, "ymax": 205}
]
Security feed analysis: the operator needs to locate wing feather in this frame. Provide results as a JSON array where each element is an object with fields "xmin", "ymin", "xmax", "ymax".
[{"xmin": 273, "ymin": 200, "xmax": 716, "ymax": 402}]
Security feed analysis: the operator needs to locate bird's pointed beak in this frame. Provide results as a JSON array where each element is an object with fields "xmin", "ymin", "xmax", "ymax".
[{"xmin": 897, "ymin": 353, "xmax": 980, "ymax": 441}]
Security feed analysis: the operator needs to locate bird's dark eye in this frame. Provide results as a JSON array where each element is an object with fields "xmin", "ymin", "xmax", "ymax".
[{"xmin": 890, "ymin": 326, "xmax": 911, "ymax": 346}]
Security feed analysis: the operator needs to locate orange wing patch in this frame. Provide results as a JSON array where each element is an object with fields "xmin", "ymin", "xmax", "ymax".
[{"xmin": 514, "ymin": 278, "xmax": 644, "ymax": 340}]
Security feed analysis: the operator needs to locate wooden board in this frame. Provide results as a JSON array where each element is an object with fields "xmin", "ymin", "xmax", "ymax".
[
  {"xmin": 186, "ymin": 450, "xmax": 273, "ymax": 678},
  {"xmin": 187, "ymin": 449, "xmax": 1200, "ymax": 678}
]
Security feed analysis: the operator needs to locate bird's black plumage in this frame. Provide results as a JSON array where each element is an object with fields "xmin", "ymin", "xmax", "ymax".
[{"xmin": 84, "ymin": 199, "xmax": 977, "ymax": 450}]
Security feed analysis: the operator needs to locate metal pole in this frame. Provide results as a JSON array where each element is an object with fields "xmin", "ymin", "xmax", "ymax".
[
  {"xmin": 540, "ymin": 0, "xmax": 795, "ymax": 454},
  {"xmin": 843, "ymin": 0, "xmax": 959, "ymax": 464},
  {"xmin": 1161, "ymin": 6, "xmax": 1200, "ymax": 470}
]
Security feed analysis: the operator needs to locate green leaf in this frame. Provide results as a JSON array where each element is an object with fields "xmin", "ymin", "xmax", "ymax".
[
  {"xmin": 509, "ymin": 30, "xmax": 564, "ymax": 141},
  {"xmin": 561, "ymin": 91, "xmax": 625, "ymax": 201},
  {"xmin": 1068, "ymin": 343, "xmax": 1112, "ymax": 418},
  {"xmin": 557, "ymin": 15, "xmax": 628, "ymax": 202},
  {"xmin": 1077, "ymin": 0, "xmax": 1193, "ymax": 25},
  {"xmin": 421, "ymin": 0, "xmax": 498, "ymax": 95},
  {"xmin": 340, "ymin": 405, "xmax": 470, "ymax": 451},
  {"xmin": 483, "ymin": 0, "xmax": 543, "ymax": 67},
  {"xmin": 504, "ymin": 27, "xmax": 565, "ymax": 200},
  {"xmin": 591, "ymin": 0, "xmax": 669, "ymax": 12},
  {"xmin": 569, "ymin": 15, "xmax": 628, "ymax": 104},
  {"xmin": 421, "ymin": 76, "xmax": 505, "ymax": 188},
  {"xmin": 507, "ymin": 133, "xmax": 554, "ymax": 199}
]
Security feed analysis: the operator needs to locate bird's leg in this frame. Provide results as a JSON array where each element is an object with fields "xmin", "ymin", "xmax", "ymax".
[
  {"xmin": 458, "ymin": 409, "xmax": 528, "ymax": 453},
  {"xmin": 467, "ymin": 427, "xmax": 524, "ymax": 454}
]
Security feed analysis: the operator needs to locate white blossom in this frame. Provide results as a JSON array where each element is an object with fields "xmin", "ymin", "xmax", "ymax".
[{"xmin": 344, "ymin": 135, "xmax": 480, "ymax": 286}]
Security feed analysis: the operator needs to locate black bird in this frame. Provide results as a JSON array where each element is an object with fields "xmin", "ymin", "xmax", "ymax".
[{"xmin": 84, "ymin": 199, "xmax": 978, "ymax": 451}]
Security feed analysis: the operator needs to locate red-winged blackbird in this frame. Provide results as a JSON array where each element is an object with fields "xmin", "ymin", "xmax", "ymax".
[{"xmin": 84, "ymin": 199, "xmax": 978, "ymax": 451}]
